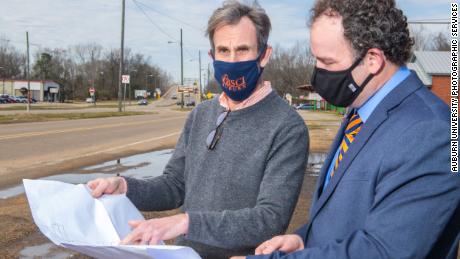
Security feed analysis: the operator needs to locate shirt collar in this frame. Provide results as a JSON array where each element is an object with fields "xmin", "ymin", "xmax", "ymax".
[
  {"xmin": 357, "ymin": 66, "xmax": 411, "ymax": 122},
  {"xmin": 219, "ymin": 81, "xmax": 273, "ymax": 111}
]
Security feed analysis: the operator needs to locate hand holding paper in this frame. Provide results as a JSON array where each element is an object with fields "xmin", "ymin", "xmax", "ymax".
[
  {"xmin": 23, "ymin": 179, "xmax": 201, "ymax": 259},
  {"xmin": 121, "ymin": 213, "xmax": 189, "ymax": 245},
  {"xmin": 87, "ymin": 176, "xmax": 128, "ymax": 198}
]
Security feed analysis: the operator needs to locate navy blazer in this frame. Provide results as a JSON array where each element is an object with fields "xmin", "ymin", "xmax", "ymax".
[{"xmin": 248, "ymin": 72, "xmax": 460, "ymax": 259}]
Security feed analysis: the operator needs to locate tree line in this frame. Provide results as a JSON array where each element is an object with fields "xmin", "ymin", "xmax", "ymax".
[
  {"xmin": 0, "ymin": 29, "xmax": 449, "ymax": 101},
  {"xmin": 0, "ymin": 38, "xmax": 173, "ymax": 101}
]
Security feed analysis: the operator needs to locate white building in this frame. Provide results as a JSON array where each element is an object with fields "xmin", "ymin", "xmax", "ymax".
[{"xmin": 1, "ymin": 80, "xmax": 60, "ymax": 101}]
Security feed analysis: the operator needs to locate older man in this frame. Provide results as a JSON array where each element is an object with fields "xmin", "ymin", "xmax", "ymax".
[
  {"xmin": 238, "ymin": 0, "xmax": 460, "ymax": 258},
  {"xmin": 88, "ymin": 1, "xmax": 309, "ymax": 258}
]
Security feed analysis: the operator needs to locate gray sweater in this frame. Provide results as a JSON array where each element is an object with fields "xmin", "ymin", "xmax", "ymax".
[{"xmin": 125, "ymin": 91, "xmax": 309, "ymax": 258}]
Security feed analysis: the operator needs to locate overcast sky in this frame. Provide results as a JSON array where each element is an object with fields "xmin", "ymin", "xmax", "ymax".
[{"xmin": 0, "ymin": 0, "xmax": 451, "ymax": 82}]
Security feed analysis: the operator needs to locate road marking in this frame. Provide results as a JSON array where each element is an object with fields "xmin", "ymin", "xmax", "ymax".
[
  {"xmin": 0, "ymin": 116, "xmax": 186, "ymax": 141},
  {"xmin": 43, "ymin": 131, "xmax": 182, "ymax": 166}
]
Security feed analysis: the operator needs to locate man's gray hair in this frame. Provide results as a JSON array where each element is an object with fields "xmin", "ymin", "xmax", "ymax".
[{"xmin": 206, "ymin": 0, "xmax": 271, "ymax": 54}]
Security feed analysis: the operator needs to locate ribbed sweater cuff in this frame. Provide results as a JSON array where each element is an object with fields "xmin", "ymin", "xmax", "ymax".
[{"xmin": 185, "ymin": 211, "xmax": 203, "ymax": 241}]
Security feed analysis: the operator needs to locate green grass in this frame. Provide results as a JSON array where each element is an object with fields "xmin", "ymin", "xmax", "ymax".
[
  {"xmin": 172, "ymin": 107, "xmax": 194, "ymax": 112},
  {"xmin": 0, "ymin": 111, "xmax": 154, "ymax": 124},
  {"xmin": 0, "ymin": 104, "xmax": 134, "ymax": 111}
]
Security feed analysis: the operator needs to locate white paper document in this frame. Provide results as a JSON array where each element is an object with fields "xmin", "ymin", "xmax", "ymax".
[{"xmin": 23, "ymin": 179, "xmax": 201, "ymax": 259}]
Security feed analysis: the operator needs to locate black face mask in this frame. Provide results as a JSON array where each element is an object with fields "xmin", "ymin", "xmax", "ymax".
[{"xmin": 311, "ymin": 57, "xmax": 374, "ymax": 107}]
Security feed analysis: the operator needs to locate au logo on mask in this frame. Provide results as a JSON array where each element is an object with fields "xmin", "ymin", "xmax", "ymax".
[{"xmin": 222, "ymin": 74, "xmax": 247, "ymax": 91}]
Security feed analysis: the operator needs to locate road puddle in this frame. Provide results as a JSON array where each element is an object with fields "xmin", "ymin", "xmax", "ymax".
[
  {"xmin": 0, "ymin": 149, "xmax": 174, "ymax": 199},
  {"xmin": 306, "ymin": 152, "xmax": 328, "ymax": 176},
  {"xmin": 0, "ymin": 149, "xmax": 326, "ymax": 199}
]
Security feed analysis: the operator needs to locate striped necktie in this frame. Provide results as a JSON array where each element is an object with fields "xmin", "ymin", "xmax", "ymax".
[{"xmin": 331, "ymin": 111, "xmax": 363, "ymax": 178}]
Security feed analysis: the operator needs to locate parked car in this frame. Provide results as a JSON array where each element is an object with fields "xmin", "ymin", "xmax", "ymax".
[
  {"xmin": 138, "ymin": 99, "xmax": 148, "ymax": 105},
  {"xmin": 185, "ymin": 100, "xmax": 195, "ymax": 107},
  {"xmin": 1, "ymin": 95, "xmax": 12, "ymax": 103},
  {"xmin": 296, "ymin": 103, "xmax": 314, "ymax": 110},
  {"xmin": 15, "ymin": 96, "xmax": 29, "ymax": 103},
  {"xmin": 5, "ymin": 96, "xmax": 17, "ymax": 103}
]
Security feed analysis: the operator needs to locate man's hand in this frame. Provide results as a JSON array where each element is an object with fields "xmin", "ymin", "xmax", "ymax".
[
  {"xmin": 255, "ymin": 234, "xmax": 304, "ymax": 255},
  {"xmin": 87, "ymin": 176, "xmax": 127, "ymax": 198},
  {"xmin": 120, "ymin": 213, "xmax": 189, "ymax": 245}
]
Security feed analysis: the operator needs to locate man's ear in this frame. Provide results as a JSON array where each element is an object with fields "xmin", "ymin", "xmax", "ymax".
[
  {"xmin": 364, "ymin": 48, "xmax": 385, "ymax": 74},
  {"xmin": 259, "ymin": 44, "xmax": 273, "ymax": 68}
]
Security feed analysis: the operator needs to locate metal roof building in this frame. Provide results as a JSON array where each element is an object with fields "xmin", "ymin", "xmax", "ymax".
[
  {"xmin": 408, "ymin": 51, "xmax": 450, "ymax": 86},
  {"xmin": 407, "ymin": 51, "xmax": 451, "ymax": 105}
]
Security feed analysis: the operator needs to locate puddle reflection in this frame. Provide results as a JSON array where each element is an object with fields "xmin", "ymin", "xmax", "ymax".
[
  {"xmin": 0, "ymin": 149, "xmax": 174, "ymax": 199},
  {"xmin": 0, "ymin": 150, "xmax": 326, "ymax": 199}
]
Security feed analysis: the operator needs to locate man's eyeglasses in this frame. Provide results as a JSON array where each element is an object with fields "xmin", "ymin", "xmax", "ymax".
[{"xmin": 206, "ymin": 110, "xmax": 230, "ymax": 150}]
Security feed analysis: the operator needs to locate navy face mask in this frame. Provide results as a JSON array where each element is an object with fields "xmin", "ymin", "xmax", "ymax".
[{"xmin": 213, "ymin": 48, "xmax": 266, "ymax": 102}]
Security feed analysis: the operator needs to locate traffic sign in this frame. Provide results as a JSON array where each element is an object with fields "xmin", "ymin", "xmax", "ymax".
[{"xmin": 122, "ymin": 75, "xmax": 130, "ymax": 84}]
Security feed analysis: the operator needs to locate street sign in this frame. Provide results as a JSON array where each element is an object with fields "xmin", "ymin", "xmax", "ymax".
[
  {"xmin": 122, "ymin": 75, "xmax": 130, "ymax": 84},
  {"xmin": 89, "ymin": 87, "xmax": 95, "ymax": 96},
  {"xmin": 177, "ymin": 86, "xmax": 195, "ymax": 93}
]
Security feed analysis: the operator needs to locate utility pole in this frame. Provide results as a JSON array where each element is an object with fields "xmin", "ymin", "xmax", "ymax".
[
  {"xmin": 180, "ymin": 28, "xmax": 184, "ymax": 108},
  {"xmin": 198, "ymin": 50, "xmax": 202, "ymax": 102},
  {"xmin": 118, "ymin": 0, "xmax": 125, "ymax": 112},
  {"xmin": 26, "ymin": 31, "xmax": 31, "ymax": 112},
  {"xmin": 0, "ymin": 67, "xmax": 4, "ymax": 95},
  {"xmin": 180, "ymin": 28, "xmax": 184, "ymax": 86},
  {"xmin": 92, "ymin": 77, "xmax": 96, "ymax": 106},
  {"xmin": 207, "ymin": 63, "xmax": 210, "ymax": 93}
]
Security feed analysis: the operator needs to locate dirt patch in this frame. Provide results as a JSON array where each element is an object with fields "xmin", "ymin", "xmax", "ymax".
[
  {"xmin": 300, "ymin": 110, "xmax": 343, "ymax": 153},
  {"xmin": 0, "ymin": 174, "xmax": 317, "ymax": 258}
]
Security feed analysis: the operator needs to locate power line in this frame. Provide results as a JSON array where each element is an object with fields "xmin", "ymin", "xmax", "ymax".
[
  {"xmin": 131, "ymin": 0, "xmax": 177, "ymax": 42},
  {"xmin": 130, "ymin": 0, "xmax": 203, "ymax": 60},
  {"xmin": 183, "ymin": 47, "xmax": 195, "ymax": 60},
  {"xmin": 0, "ymin": 38, "xmax": 41, "ymax": 48},
  {"xmin": 133, "ymin": 0, "xmax": 203, "ymax": 32}
]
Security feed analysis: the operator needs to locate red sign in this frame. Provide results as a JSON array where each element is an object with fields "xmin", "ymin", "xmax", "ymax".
[{"xmin": 89, "ymin": 87, "xmax": 95, "ymax": 94}]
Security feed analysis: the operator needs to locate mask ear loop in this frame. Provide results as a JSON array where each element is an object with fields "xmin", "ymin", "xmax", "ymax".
[
  {"xmin": 257, "ymin": 44, "xmax": 268, "ymax": 61},
  {"xmin": 349, "ymin": 55, "xmax": 365, "ymax": 71},
  {"xmin": 257, "ymin": 44, "xmax": 268, "ymax": 74},
  {"xmin": 209, "ymin": 49, "xmax": 215, "ymax": 60}
]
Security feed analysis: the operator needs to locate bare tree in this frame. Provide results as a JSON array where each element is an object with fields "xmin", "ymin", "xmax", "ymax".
[
  {"xmin": 264, "ymin": 41, "xmax": 314, "ymax": 97},
  {"xmin": 0, "ymin": 37, "xmax": 26, "ymax": 79},
  {"xmin": 410, "ymin": 25, "xmax": 431, "ymax": 51},
  {"xmin": 431, "ymin": 32, "xmax": 450, "ymax": 51}
]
